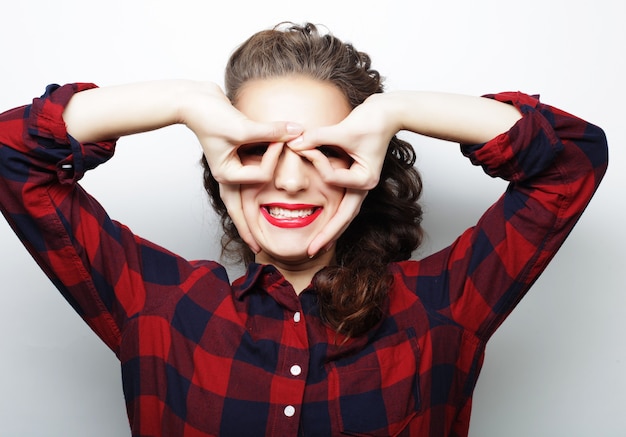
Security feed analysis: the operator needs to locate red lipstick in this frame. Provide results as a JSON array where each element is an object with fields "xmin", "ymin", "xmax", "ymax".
[{"xmin": 260, "ymin": 203, "xmax": 322, "ymax": 228}]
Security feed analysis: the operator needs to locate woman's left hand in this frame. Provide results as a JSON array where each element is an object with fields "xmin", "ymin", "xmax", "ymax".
[{"xmin": 288, "ymin": 93, "xmax": 402, "ymax": 256}]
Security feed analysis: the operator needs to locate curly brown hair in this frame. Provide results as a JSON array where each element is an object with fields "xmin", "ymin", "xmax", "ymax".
[{"xmin": 201, "ymin": 22, "xmax": 424, "ymax": 338}]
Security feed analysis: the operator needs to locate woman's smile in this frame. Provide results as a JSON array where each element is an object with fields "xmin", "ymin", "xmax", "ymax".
[{"xmin": 261, "ymin": 203, "xmax": 323, "ymax": 228}]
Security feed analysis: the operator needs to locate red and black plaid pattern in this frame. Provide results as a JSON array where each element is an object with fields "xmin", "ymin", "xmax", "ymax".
[{"xmin": 0, "ymin": 84, "xmax": 607, "ymax": 436}]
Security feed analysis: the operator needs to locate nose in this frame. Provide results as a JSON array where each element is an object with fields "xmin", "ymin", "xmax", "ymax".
[{"xmin": 273, "ymin": 147, "xmax": 310, "ymax": 193}]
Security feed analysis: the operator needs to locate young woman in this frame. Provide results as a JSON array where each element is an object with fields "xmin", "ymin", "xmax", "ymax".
[{"xmin": 0, "ymin": 22, "xmax": 607, "ymax": 437}]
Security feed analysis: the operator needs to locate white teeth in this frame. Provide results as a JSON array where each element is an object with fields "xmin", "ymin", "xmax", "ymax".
[{"xmin": 268, "ymin": 207, "xmax": 314, "ymax": 218}]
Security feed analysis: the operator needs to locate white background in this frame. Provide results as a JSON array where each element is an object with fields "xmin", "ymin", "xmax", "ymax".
[{"xmin": 1, "ymin": 1, "xmax": 624, "ymax": 436}]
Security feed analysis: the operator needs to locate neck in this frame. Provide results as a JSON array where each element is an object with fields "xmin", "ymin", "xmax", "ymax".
[
  {"xmin": 255, "ymin": 249, "xmax": 335, "ymax": 294},
  {"xmin": 280, "ymin": 270, "xmax": 316, "ymax": 295}
]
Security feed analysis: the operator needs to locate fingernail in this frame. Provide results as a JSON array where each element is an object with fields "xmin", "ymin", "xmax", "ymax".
[
  {"xmin": 286, "ymin": 122, "xmax": 303, "ymax": 135},
  {"xmin": 288, "ymin": 136, "xmax": 303, "ymax": 147}
]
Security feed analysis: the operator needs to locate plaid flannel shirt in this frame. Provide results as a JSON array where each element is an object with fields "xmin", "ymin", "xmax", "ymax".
[{"xmin": 0, "ymin": 83, "xmax": 608, "ymax": 436}]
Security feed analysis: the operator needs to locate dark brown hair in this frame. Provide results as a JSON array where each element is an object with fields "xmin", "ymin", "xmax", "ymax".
[{"xmin": 202, "ymin": 22, "xmax": 423, "ymax": 338}]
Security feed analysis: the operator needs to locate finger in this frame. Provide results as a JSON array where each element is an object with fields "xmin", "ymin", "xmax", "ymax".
[
  {"xmin": 241, "ymin": 120, "xmax": 303, "ymax": 144},
  {"xmin": 226, "ymin": 141, "xmax": 283, "ymax": 183},
  {"xmin": 287, "ymin": 125, "xmax": 348, "ymax": 153},
  {"xmin": 219, "ymin": 183, "xmax": 260, "ymax": 254},
  {"xmin": 295, "ymin": 148, "xmax": 380, "ymax": 190},
  {"xmin": 307, "ymin": 189, "xmax": 368, "ymax": 257},
  {"xmin": 295, "ymin": 148, "xmax": 334, "ymax": 175},
  {"xmin": 211, "ymin": 142, "xmax": 282, "ymax": 185},
  {"xmin": 322, "ymin": 166, "xmax": 380, "ymax": 190},
  {"xmin": 256, "ymin": 141, "xmax": 283, "ymax": 177}
]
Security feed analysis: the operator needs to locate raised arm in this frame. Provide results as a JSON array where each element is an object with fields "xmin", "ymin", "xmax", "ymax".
[
  {"xmin": 63, "ymin": 80, "xmax": 301, "ymax": 152},
  {"xmin": 289, "ymin": 90, "xmax": 522, "ymax": 255},
  {"xmin": 62, "ymin": 80, "xmax": 187, "ymax": 142},
  {"xmin": 381, "ymin": 91, "xmax": 522, "ymax": 144},
  {"xmin": 291, "ymin": 91, "xmax": 522, "ymax": 185},
  {"xmin": 62, "ymin": 80, "xmax": 303, "ymax": 252},
  {"xmin": 292, "ymin": 89, "xmax": 608, "ymax": 336},
  {"xmin": 0, "ymin": 81, "xmax": 302, "ymax": 350}
]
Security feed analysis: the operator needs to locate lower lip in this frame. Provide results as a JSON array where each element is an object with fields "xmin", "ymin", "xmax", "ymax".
[{"xmin": 261, "ymin": 207, "xmax": 322, "ymax": 228}]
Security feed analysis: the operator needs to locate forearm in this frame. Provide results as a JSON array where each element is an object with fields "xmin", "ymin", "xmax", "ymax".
[
  {"xmin": 382, "ymin": 91, "xmax": 523, "ymax": 145},
  {"xmin": 62, "ymin": 79, "xmax": 199, "ymax": 143}
]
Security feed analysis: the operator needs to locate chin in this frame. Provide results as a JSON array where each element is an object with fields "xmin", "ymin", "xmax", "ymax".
[
  {"xmin": 256, "ymin": 232, "xmax": 314, "ymax": 259},
  {"xmin": 260, "ymin": 249, "xmax": 310, "ymax": 264}
]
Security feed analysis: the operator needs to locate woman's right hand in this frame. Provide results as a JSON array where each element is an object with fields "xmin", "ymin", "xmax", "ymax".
[
  {"xmin": 178, "ymin": 81, "xmax": 303, "ymax": 252},
  {"xmin": 63, "ymin": 80, "xmax": 302, "ymax": 253},
  {"xmin": 179, "ymin": 82, "xmax": 301, "ymax": 183}
]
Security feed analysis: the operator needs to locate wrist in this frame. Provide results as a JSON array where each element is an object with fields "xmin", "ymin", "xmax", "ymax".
[
  {"xmin": 176, "ymin": 81, "xmax": 226, "ymax": 127},
  {"xmin": 362, "ymin": 92, "xmax": 406, "ymax": 135}
]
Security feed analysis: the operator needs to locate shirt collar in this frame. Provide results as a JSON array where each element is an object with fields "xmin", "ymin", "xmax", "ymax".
[
  {"xmin": 232, "ymin": 262, "xmax": 265, "ymax": 300},
  {"xmin": 233, "ymin": 263, "xmax": 305, "ymax": 311}
]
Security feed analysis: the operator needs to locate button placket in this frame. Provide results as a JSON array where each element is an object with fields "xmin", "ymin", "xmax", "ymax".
[{"xmin": 273, "ymin": 305, "xmax": 308, "ymax": 429}]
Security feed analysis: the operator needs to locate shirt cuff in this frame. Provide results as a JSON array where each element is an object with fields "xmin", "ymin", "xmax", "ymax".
[
  {"xmin": 461, "ymin": 92, "xmax": 563, "ymax": 183},
  {"xmin": 28, "ymin": 83, "xmax": 117, "ymax": 184}
]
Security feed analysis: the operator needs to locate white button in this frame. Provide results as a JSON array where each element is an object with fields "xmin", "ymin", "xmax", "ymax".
[
  {"xmin": 284, "ymin": 405, "xmax": 296, "ymax": 417},
  {"xmin": 290, "ymin": 365, "xmax": 302, "ymax": 376},
  {"xmin": 293, "ymin": 312, "xmax": 301, "ymax": 323}
]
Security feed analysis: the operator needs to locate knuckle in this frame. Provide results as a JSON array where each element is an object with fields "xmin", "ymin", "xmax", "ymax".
[
  {"xmin": 212, "ymin": 173, "xmax": 227, "ymax": 184},
  {"xmin": 364, "ymin": 174, "xmax": 380, "ymax": 190}
]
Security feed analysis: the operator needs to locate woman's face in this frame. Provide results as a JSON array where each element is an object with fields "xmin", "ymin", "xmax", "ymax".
[{"xmin": 234, "ymin": 76, "xmax": 352, "ymax": 267}]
